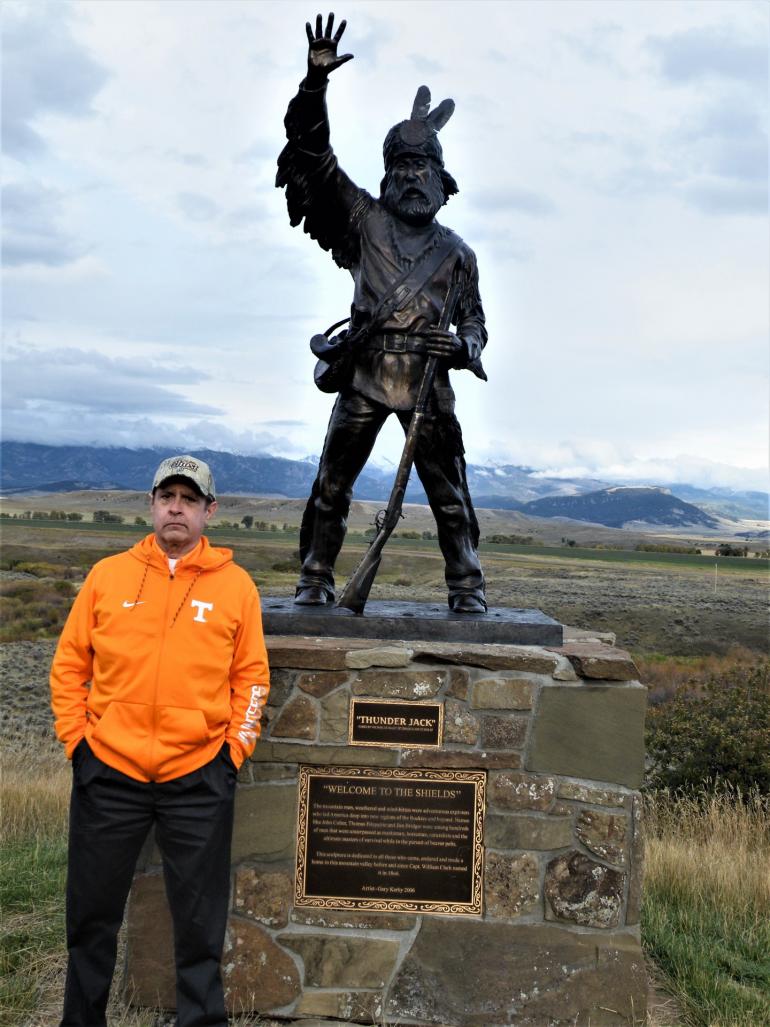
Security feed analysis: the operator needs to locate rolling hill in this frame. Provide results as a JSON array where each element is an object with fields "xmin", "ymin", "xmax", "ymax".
[{"xmin": 522, "ymin": 486, "xmax": 720, "ymax": 529}]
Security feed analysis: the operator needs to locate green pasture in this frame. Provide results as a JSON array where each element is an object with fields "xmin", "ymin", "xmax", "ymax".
[
  {"xmin": 478, "ymin": 541, "xmax": 767, "ymax": 572},
  {"xmin": 2, "ymin": 518, "xmax": 766, "ymax": 574}
]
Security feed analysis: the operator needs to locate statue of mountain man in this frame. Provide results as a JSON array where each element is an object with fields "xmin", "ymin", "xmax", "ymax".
[{"xmin": 276, "ymin": 13, "xmax": 488, "ymax": 614}]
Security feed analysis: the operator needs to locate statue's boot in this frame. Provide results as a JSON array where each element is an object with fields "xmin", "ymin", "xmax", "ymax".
[
  {"xmin": 294, "ymin": 585, "xmax": 334, "ymax": 605},
  {"xmin": 449, "ymin": 592, "xmax": 487, "ymax": 614}
]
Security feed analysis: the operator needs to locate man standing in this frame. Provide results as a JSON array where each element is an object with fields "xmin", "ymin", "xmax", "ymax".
[
  {"xmin": 50, "ymin": 455, "xmax": 270, "ymax": 1027},
  {"xmin": 276, "ymin": 13, "xmax": 488, "ymax": 614}
]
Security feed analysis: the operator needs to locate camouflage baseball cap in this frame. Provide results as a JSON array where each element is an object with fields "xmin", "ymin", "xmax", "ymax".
[{"xmin": 152, "ymin": 455, "xmax": 216, "ymax": 500}]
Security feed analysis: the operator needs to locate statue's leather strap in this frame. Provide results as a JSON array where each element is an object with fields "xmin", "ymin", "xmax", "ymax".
[{"xmin": 363, "ymin": 231, "xmax": 463, "ymax": 330}]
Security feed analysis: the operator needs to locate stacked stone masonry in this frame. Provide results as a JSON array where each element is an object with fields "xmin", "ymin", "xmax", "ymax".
[{"xmin": 126, "ymin": 634, "xmax": 647, "ymax": 1026}]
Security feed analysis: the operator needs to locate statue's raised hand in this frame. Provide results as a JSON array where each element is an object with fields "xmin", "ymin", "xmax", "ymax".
[{"xmin": 305, "ymin": 13, "xmax": 353, "ymax": 85}]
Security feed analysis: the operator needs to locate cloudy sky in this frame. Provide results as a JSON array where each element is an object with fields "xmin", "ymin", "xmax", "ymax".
[{"xmin": 2, "ymin": 0, "xmax": 768, "ymax": 490}]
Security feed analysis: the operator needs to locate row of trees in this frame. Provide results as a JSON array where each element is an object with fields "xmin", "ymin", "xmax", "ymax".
[
  {"xmin": 3, "ymin": 511, "xmax": 768, "ymax": 558},
  {"xmin": 216, "ymin": 519, "xmax": 298, "ymax": 531},
  {"xmin": 1, "ymin": 510, "xmax": 84, "ymax": 521},
  {"xmin": 715, "ymin": 543, "xmax": 750, "ymax": 557}
]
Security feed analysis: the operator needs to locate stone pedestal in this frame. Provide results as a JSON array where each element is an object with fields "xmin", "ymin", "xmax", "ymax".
[{"xmin": 125, "ymin": 633, "xmax": 647, "ymax": 1026}]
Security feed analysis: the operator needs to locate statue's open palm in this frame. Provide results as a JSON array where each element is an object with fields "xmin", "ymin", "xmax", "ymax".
[{"xmin": 306, "ymin": 13, "xmax": 353, "ymax": 82}]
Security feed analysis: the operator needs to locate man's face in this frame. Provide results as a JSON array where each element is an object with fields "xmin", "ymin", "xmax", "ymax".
[
  {"xmin": 383, "ymin": 155, "xmax": 445, "ymax": 226},
  {"xmin": 150, "ymin": 479, "xmax": 217, "ymax": 555}
]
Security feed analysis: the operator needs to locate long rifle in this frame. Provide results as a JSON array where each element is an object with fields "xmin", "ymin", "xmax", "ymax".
[{"xmin": 336, "ymin": 263, "xmax": 464, "ymax": 614}]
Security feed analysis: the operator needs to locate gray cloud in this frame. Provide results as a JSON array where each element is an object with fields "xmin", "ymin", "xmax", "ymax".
[
  {"xmin": 687, "ymin": 99, "xmax": 764, "ymax": 142},
  {"xmin": 1, "ymin": 409, "xmax": 305, "ymax": 459},
  {"xmin": 235, "ymin": 140, "xmax": 276, "ymax": 165},
  {"xmin": 710, "ymin": 138, "xmax": 767, "ymax": 183},
  {"xmin": 601, "ymin": 160, "xmax": 766, "ymax": 215},
  {"xmin": 560, "ymin": 23, "xmax": 623, "ymax": 69},
  {"xmin": 598, "ymin": 92, "xmax": 767, "ymax": 214},
  {"xmin": 177, "ymin": 192, "xmax": 220, "ymax": 222},
  {"xmin": 469, "ymin": 227, "xmax": 533, "ymax": 262},
  {"xmin": 344, "ymin": 17, "xmax": 393, "ymax": 68},
  {"xmin": 569, "ymin": 130, "xmax": 617, "ymax": 147},
  {"xmin": 2, "ymin": 181, "xmax": 84, "ymax": 267},
  {"xmin": 669, "ymin": 96, "xmax": 768, "ymax": 213},
  {"xmin": 684, "ymin": 181, "xmax": 768, "ymax": 217},
  {"xmin": 602, "ymin": 164, "xmax": 678, "ymax": 198},
  {"xmin": 259, "ymin": 420, "xmax": 308, "ymax": 429},
  {"xmin": 467, "ymin": 187, "xmax": 557, "ymax": 217},
  {"xmin": 647, "ymin": 26, "xmax": 767, "ymax": 85},
  {"xmin": 407, "ymin": 54, "xmax": 444, "ymax": 76},
  {"xmin": 222, "ymin": 203, "xmax": 270, "ymax": 229},
  {"xmin": 2, "ymin": 2, "xmax": 109, "ymax": 159},
  {"xmin": 678, "ymin": 99, "xmax": 767, "ymax": 184},
  {"xmin": 166, "ymin": 149, "xmax": 209, "ymax": 168},
  {"xmin": 2, "ymin": 347, "xmax": 220, "ymax": 417}
]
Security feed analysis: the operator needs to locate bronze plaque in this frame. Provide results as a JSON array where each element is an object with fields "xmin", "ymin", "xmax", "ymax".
[
  {"xmin": 349, "ymin": 699, "xmax": 443, "ymax": 748},
  {"xmin": 295, "ymin": 765, "xmax": 485, "ymax": 915}
]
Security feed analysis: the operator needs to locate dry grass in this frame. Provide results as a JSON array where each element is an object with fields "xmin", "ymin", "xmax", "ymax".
[
  {"xmin": 1, "ymin": 747, "xmax": 70, "ymax": 1026},
  {"xmin": 0, "ymin": 749, "xmax": 157, "ymax": 1027},
  {"xmin": 1, "ymin": 747, "xmax": 69, "ymax": 838},
  {"xmin": 636, "ymin": 647, "xmax": 763, "ymax": 706},
  {"xmin": 642, "ymin": 788, "xmax": 770, "ymax": 1026},
  {"xmin": 0, "ymin": 750, "xmax": 272, "ymax": 1027},
  {"xmin": 644, "ymin": 788, "xmax": 769, "ymax": 916}
]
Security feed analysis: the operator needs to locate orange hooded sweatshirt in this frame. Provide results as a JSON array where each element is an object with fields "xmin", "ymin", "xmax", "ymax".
[{"xmin": 50, "ymin": 534, "xmax": 270, "ymax": 783}]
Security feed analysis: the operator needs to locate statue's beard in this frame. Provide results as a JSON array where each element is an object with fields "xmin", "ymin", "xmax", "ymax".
[{"xmin": 382, "ymin": 173, "xmax": 444, "ymax": 226}]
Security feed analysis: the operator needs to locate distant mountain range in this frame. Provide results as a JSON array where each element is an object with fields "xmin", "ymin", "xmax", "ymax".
[
  {"xmin": 1, "ymin": 441, "xmax": 767, "ymax": 528},
  {"xmin": 523, "ymin": 486, "xmax": 720, "ymax": 529}
]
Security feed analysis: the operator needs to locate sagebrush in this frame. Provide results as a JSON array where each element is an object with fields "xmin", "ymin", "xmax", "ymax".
[{"xmin": 645, "ymin": 661, "xmax": 770, "ymax": 793}]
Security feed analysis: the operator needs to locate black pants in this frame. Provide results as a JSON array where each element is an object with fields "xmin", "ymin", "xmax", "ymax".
[
  {"xmin": 298, "ymin": 388, "xmax": 485, "ymax": 605},
  {"xmin": 61, "ymin": 740, "xmax": 237, "ymax": 1027}
]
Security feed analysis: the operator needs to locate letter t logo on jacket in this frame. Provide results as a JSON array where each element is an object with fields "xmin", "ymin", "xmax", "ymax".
[{"xmin": 191, "ymin": 600, "xmax": 214, "ymax": 623}]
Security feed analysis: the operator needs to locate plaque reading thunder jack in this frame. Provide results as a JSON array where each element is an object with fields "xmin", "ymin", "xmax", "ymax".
[
  {"xmin": 295, "ymin": 766, "xmax": 485, "ymax": 915},
  {"xmin": 349, "ymin": 699, "xmax": 443, "ymax": 748}
]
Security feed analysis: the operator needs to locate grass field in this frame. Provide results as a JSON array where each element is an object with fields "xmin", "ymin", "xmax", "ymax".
[
  {"xmin": 1, "ymin": 751, "xmax": 69, "ymax": 1027},
  {"xmin": 1, "ymin": 510, "xmax": 768, "ymax": 1024},
  {"xmin": 642, "ymin": 788, "xmax": 770, "ymax": 1026},
  {"xmin": 3, "ymin": 748, "xmax": 768, "ymax": 1026},
  {"xmin": 5, "ymin": 516, "xmax": 767, "ymax": 571},
  {"xmin": 2, "ymin": 518, "xmax": 768, "ymax": 653}
]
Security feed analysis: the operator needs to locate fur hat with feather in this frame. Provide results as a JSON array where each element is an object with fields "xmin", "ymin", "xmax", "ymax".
[{"xmin": 381, "ymin": 86, "xmax": 459, "ymax": 200}]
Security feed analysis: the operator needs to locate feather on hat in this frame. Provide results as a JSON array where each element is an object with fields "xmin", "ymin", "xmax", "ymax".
[
  {"xmin": 382, "ymin": 86, "xmax": 458, "ymax": 199},
  {"xmin": 383, "ymin": 86, "xmax": 458, "ymax": 182}
]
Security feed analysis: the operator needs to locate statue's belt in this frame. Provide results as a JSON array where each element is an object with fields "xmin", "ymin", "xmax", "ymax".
[{"xmin": 364, "ymin": 332, "xmax": 429, "ymax": 354}]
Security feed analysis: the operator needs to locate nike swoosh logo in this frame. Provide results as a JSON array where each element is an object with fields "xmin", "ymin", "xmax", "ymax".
[{"xmin": 122, "ymin": 601, "xmax": 146, "ymax": 608}]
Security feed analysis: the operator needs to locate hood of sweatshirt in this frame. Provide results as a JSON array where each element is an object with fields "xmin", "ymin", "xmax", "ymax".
[{"xmin": 128, "ymin": 533, "xmax": 233, "ymax": 574}]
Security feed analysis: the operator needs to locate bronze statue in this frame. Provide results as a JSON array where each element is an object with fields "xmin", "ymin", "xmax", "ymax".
[{"xmin": 276, "ymin": 13, "xmax": 488, "ymax": 614}]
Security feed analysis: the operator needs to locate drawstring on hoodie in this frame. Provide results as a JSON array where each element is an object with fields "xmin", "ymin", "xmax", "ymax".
[
  {"xmin": 170, "ymin": 570, "xmax": 203, "ymax": 627},
  {"xmin": 126, "ymin": 536, "xmax": 225, "ymax": 627},
  {"xmin": 132, "ymin": 559, "xmax": 203, "ymax": 627},
  {"xmin": 131, "ymin": 561, "xmax": 150, "ymax": 610}
]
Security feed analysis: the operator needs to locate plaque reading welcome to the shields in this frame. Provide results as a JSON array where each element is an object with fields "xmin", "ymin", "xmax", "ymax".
[
  {"xmin": 295, "ymin": 765, "xmax": 485, "ymax": 916},
  {"xmin": 349, "ymin": 699, "xmax": 443, "ymax": 748}
]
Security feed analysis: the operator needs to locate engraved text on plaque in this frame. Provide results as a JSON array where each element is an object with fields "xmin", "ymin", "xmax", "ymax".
[
  {"xmin": 349, "ymin": 699, "xmax": 443, "ymax": 747},
  {"xmin": 295, "ymin": 765, "xmax": 485, "ymax": 915}
]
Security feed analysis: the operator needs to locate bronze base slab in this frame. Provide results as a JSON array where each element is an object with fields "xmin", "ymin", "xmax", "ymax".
[{"xmin": 261, "ymin": 598, "xmax": 563, "ymax": 646}]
